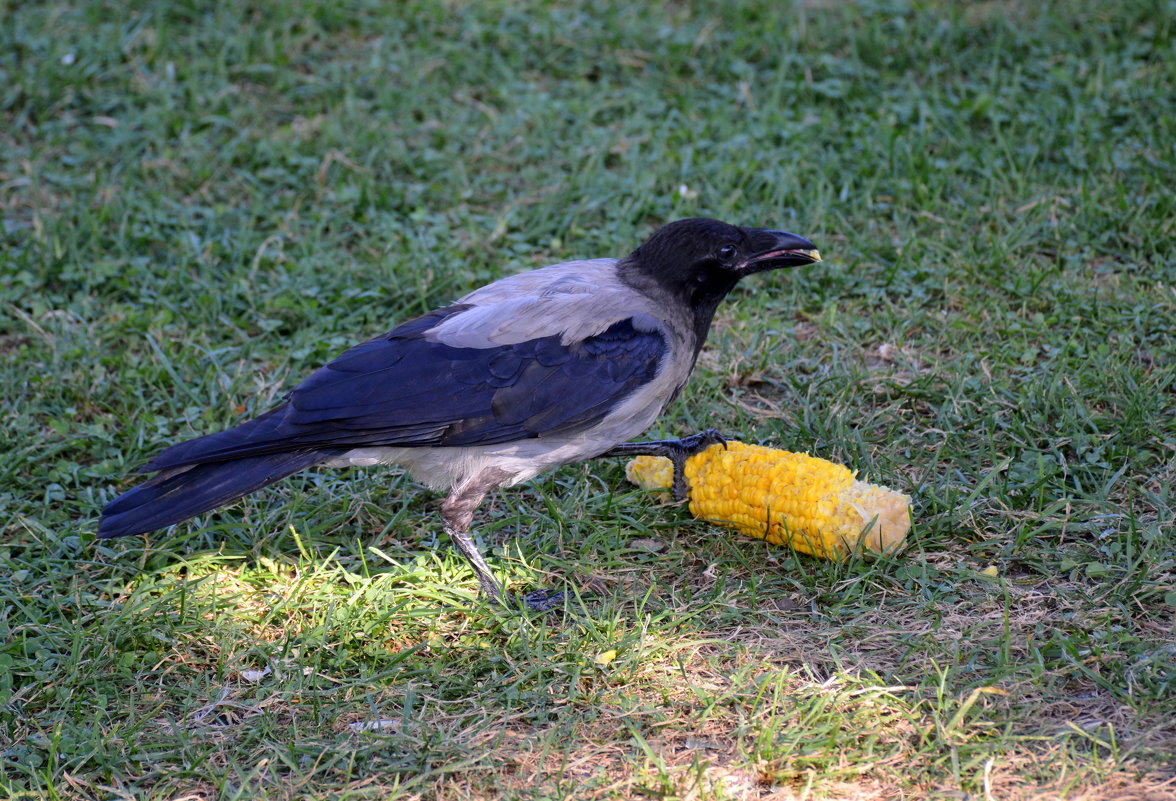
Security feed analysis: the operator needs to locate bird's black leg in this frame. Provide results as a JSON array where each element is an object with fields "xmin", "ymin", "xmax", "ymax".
[
  {"xmin": 443, "ymin": 522, "xmax": 506, "ymax": 603},
  {"xmin": 599, "ymin": 428, "xmax": 727, "ymax": 501},
  {"xmin": 440, "ymin": 474, "xmax": 567, "ymax": 613}
]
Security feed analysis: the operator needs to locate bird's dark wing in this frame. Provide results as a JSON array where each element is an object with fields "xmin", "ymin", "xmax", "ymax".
[{"xmin": 143, "ymin": 306, "xmax": 667, "ymax": 471}]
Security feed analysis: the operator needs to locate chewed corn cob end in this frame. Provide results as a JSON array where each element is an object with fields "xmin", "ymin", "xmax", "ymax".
[{"xmin": 626, "ymin": 441, "xmax": 911, "ymax": 559}]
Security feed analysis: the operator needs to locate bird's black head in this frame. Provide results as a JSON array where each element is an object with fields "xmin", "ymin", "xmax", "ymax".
[{"xmin": 620, "ymin": 217, "xmax": 820, "ymax": 343}]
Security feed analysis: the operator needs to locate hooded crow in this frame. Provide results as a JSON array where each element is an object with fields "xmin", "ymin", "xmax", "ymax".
[{"xmin": 98, "ymin": 218, "xmax": 820, "ymax": 609}]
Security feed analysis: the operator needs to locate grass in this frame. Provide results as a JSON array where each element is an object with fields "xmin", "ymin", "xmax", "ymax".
[{"xmin": 2, "ymin": 0, "xmax": 1174, "ymax": 798}]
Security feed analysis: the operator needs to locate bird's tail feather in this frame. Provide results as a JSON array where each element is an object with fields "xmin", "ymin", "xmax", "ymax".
[{"xmin": 98, "ymin": 450, "xmax": 331, "ymax": 539}]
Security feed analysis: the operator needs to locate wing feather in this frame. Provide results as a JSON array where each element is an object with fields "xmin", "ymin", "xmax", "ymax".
[{"xmin": 144, "ymin": 308, "xmax": 668, "ymax": 470}]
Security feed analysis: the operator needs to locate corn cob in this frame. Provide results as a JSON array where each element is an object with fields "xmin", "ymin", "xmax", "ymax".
[{"xmin": 625, "ymin": 441, "xmax": 910, "ymax": 559}]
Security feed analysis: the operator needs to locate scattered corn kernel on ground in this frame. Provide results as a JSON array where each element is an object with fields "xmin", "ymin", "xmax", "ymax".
[{"xmin": 626, "ymin": 441, "xmax": 911, "ymax": 559}]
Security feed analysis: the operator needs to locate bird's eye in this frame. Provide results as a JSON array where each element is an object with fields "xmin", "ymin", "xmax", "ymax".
[{"xmin": 717, "ymin": 245, "xmax": 737, "ymax": 261}]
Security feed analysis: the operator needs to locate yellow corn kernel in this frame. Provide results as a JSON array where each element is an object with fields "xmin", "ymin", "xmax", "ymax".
[{"xmin": 625, "ymin": 441, "xmax": 910, "ymax": 559}]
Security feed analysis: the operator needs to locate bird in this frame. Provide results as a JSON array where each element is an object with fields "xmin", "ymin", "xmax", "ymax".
[{"xmin": 97, "ymin": 217, "xmax": 821, "ymax": 610}]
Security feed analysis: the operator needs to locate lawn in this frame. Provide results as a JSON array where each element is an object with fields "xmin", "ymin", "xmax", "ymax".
[{"xmin": 2, "ymin": 0, "xmax": 1174, "ymax": 799}]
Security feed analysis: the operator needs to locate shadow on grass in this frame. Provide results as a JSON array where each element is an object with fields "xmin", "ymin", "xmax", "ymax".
[{"xmin": 4, "ymin": 467, "xmax": 1173, "ymax": 799}]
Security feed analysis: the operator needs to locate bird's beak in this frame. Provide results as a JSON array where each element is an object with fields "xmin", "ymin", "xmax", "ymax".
[{"xmin": 740, "ymin": 229, "xmax": 822, "ymax": 275}]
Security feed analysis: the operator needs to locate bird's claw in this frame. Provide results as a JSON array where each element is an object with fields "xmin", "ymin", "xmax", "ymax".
[
  {"xmin": 676, "ymin": 428, "xmax": 728, "ymax": 454},
  {"xmin": 667, "ymin": 428, "xmax": 727, "ymax": 502},
  {"xmin": 600, "ymin": 428, "xmax": 729, "ymax": 502},
  {"xmin": 509, "ymin": 588, "xmax": 571, "ymax": 613}
]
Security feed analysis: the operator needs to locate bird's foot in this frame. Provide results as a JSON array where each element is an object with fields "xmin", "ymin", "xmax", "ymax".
[
  {"xmin": 672, "ymin": 428, "xmax": 728, "ymax": 457},
  {"xmin": 602, "ymin": 429, "xmax": 727, "ymax": 501},
  {"xmin": 447, "ymin": 523, "xmax": 577, "ymax": 614},
  {"xmin": 507, "ymin": 588, "xmax": 571, "ymax": 613}
]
